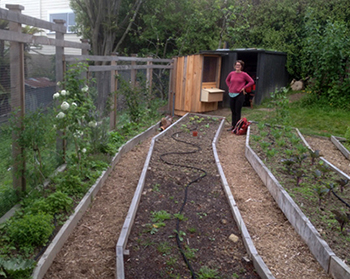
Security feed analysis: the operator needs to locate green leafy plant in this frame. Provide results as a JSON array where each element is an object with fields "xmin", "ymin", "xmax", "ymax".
[
  {"xmin": 173, "ymin": 213, "xmax": 187, "ymax": 221},
  {"xmin": 4, "ymin": 213, "xmax": 54, "ymax": 249},
  {"xmin": 268, "ymin": 87, "xmax": 290, "ymax": 126},
  {"xmin": 336, "ymin": 178, "xmax": 349, "ymax": 193},
  {"xmin": 0, "ymin": 256, "xmax": 35, "ymax": 279},
  {"xmin": 308, "ymin": 149, "xmax": 323, "ymax": 165},
  {"xmin": 151, "ymin": 210, "xmax": 171, "ymax": 223},
  {"xmin": 184, "ymin": 246, "xmax": 198, "ymax": 260},
  {"xmin": 149, "ymin": 222, "xmax": 166, "ymax": 234},
  {"xmin": 266, "ymin": 148, "xmax": 277, "ymax": 158},
  {"xmin": 196, "ymin": 212, "xmax": 207, "ymax": 219},
  {"xmin": 277, "ymin": 139, "xmax": 286, "ymax": 147},
  {"xmin": 152, "ymin": 183, "xmax": 160, "ymax": 192},
  {"xmin": 251, "ymin": 135, "xmax": 262, "ymax": 142},
  {"xmin": 197, "ymin": 266, "xmax": 220, "ymax": 279},
  {"xmin": 157, "ymin": 242, "xmax": 172, "ymax": 255},
  {"xmin": 260, "ymin": 141, "xmax": 271, "ymax": 151},
  {"xmin": 117, "ymin": 73, "xmax": 158, "ymax": 123},
  {"xmin": 257, "ymin": 122, "xmax": 265, "ymax": 131},
  {"xmin": 331, "ymin": 210, "xmax": 350, "ymax": 233},
  {"xmin": 171, "ymin": 230, "xmax": 186, "ymax": 242},
  {"xmin": 314, "ymin": 185, "xmax": 328, "ymax": 207}
]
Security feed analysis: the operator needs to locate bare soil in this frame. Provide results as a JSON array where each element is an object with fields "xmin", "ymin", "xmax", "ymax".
[{"xmin": 43, "ymin": 106, "xmax": 350, "ymax": 279}]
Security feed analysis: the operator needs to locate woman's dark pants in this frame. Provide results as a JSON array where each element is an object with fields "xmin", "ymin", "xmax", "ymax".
[{"xmin": 230, "ymin": 93, "xmax": 245, "ymax": 127}]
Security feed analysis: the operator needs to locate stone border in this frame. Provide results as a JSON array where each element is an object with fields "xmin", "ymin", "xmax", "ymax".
[
  {"xmin": 31, "ymin": 123, "xmax": 160, "ymax": 279},
  {"xmin": 116, "ymin": 113, "xmax": 274, "ymax": 279},
  {"xmin": 246, "ymin": 126, "xmax": 350, "ymax": 279},
  {"xmin": 331, "ymin": 135, "xmax": 350, "ymax": 160}
]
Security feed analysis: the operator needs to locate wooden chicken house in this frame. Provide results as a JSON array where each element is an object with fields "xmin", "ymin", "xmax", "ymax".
[
  {"xmin": 172, "ymin": 54, "xmax": 225, "ymax": 116},
  {"xmin": 170, "ymin": 49, "xmax": 288, "ymax": 116}
]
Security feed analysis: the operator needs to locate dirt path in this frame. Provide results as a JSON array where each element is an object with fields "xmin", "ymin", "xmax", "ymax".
[
  {"xmin": 43, "ymin": 111, "xmax": 350, "ymax": 278},
  {"xmin": 217, "ymin": 130, "xmax": 330, "ymax": 279},
  {"xmin": 44, "ymin": 137, "xmax": 155, "ymax": 279}
]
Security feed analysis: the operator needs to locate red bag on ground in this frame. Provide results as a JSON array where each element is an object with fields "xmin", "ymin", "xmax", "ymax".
[{"xmin": 232, "ymin": 117, "xmax": 251, "ymax": 135}]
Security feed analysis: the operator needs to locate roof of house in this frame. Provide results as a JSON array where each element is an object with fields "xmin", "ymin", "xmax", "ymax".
[{"xmin": 25, "ymin": 77, "xmax": 56, "ymax": 88}]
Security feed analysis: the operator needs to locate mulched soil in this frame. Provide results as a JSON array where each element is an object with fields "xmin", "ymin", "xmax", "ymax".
[
  {"xmin": 44, "ymin": 105, "xmax": 348, "ymax": 279},
  {"xmin": 124, "ymin": 115, "xmax": 259, "ymax": 279}
]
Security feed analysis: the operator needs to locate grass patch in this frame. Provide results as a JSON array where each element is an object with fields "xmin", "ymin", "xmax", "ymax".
[{"xmin": 243, "ymin": 92, "xmax": 350, "ymax": 138}]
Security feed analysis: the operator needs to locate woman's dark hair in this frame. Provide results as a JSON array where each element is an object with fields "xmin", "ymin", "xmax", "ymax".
[{"xmin": 235, "ymin": 60, "xmax": 245, "ymax": 70}]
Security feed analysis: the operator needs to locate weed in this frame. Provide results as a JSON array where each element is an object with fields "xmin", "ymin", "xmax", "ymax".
[
  {"xmin": 251, "ymin": 135, "xmax": 262, "ymax": 142},
  {"xmin": 197, "ymin": 266, "xmax": 220, "ymax": 279},
  {"xmin": 277, "ymin": 139, "xmax": 286, "ymax": 147},
  {"xmin": 184, "ymin": 246, "xmax": 198, "ymax": 260},
  {"xmin": 257, "ymin": 122, "xmax": 265, "ymax": 130},
  {"xmin": 157, "ymin": 241, "xmax": 172, "ymax": 255},
  {"xmin": 173, "ymin": 213, "xmax": 187, "ymax": 221},
  {"xmin": 166, "ymin": 256, "xmax": 178, "ymax": 266},
  {"xmin": 266, "ymin": 148, "xmax": 277, "ymax": 158},
  {"xmin": 151, "ymin": 210, "xmax": 171, "ymax": 222},
  {"xmin": 152, "ymin": 183, "xmax": 160, "ymax": 192},
  {"xmin": 170, "ymin": 230, "xmax": 186, "ymax": 241},
  {"xmin": 260, "ymin": 141, "xmax": 271, "ymax": 151},
  {"xmin": 196, "ymin": 212, "xmax": 207, "ymax": 219}
]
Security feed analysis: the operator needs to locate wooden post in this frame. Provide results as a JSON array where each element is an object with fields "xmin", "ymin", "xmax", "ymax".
[
  {"xmin": 168, "ymin": 58, "xmax": 177, "ymax": 116},
  {"xmin": 7, "ymin": 4, "xmax": 26, "ymax": 193},
  {"xmin": 54, "ymin": 19, "xmax": 65, "ymax": 91},
  {"xmin": 146, "ymin": 56, "xmax": 153, "ymax": 94},
  {"xmin": 80, "ymin": 38, "xmax": 90, "ymax": 81},
  {"xmin": 110, "ymin": 54, "xmax": 118, "ymax": 130},
  {"xmin": 80, "ymin": 38, "xmax": 89, "ymax": 56},
  {"xmin": 131, "ymin": 54, "xmax": 137, "ymax": 87},
  {"xmin": 54, "ymin": 19, "xmax": 66, "ymax": 163}
]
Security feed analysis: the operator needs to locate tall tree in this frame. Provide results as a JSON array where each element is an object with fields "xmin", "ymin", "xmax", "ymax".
[
  {"xmin": 125, "ymin": 0, "xmax": 250, "ymax": 58},
  {"xmin": 70, "ymin": 0, "xmax": 143, "ymax": 56}
]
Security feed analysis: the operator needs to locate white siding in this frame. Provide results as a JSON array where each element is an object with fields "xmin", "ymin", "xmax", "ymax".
[
  {"xmin": 1, "ymin": 0, "xmax": 42, "ymax": 18},
  {"xmin": 1, "ymin": 0, "xmax": 83, "ymax": 55}
]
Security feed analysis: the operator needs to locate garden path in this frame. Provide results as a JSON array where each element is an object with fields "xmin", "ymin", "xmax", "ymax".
[{"xmin": 43, "ymin": 108, "xmax": 349, "ymax": 279}]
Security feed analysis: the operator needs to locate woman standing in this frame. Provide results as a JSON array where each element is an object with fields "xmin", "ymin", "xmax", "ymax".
[{"xmin": 225, "ymin": 60, "xmax": 254, "ymax": 131}]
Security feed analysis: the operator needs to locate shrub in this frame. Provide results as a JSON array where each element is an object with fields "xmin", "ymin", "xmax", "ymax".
[{"xmin": 5, "ymin": 213, "xmax": 54, "ymax": 248}]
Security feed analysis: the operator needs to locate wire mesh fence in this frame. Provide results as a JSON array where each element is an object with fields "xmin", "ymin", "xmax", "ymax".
[{"xmin": 0, "ymin": 45, "xmax": 173, "ymax": 217}]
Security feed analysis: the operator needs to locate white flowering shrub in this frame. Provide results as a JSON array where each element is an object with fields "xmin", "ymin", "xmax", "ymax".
[{"xmin": 53, "ymin": 62, "xmax": 99, "ymax": 170}]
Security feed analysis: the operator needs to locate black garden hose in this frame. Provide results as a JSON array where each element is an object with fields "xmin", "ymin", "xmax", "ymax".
[
  {"xmin": 159, "ymin": 127, "xmax": 207, "ymax": 279},
  {"xmin": 331, "ymin": 189, "xmax": 350, "ymax": 209}
]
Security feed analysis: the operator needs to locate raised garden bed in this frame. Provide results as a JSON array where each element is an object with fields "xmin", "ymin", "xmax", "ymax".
[
  {"xmin": 29, "ymin": 123, "xmax": 160, "ymax": 279},
  {"xmin": 246, "ymin": 123, "xmax": 350, "ymax": 279},
  {"xmin": 117, "ymin": 114, "xmax": 273, "ymax": 279},
  {"xmin": 331, "ymin": 136, "xmax": 350, "ymax": 160}
]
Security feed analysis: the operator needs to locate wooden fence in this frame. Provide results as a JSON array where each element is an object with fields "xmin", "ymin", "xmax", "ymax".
[{"xmin": 0, "ymin": 4, "xmax": 175, "ymax": 192}]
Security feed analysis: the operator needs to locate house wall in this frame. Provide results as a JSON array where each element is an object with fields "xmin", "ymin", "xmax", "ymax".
[
  {"xmin": 0, "ymin": 0, "xmax": 82, "ymax": 55},
  {"xmin": 0, "ymin": 0, "xmax": 71, "ymax": 20}
]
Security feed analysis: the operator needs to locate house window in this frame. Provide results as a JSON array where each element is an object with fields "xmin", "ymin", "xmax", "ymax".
[{"xmin": 49, "ymin": 12, "xmax": 76, "ymax": 33}]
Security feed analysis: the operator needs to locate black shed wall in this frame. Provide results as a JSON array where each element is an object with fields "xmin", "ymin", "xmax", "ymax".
[
  {"xmin": 202, "ymin": 49, "xmax": 288, "ymax": 108},
  {"xmin": 256, "ymin": 52, "xmax": 288, "ymax": 105}
]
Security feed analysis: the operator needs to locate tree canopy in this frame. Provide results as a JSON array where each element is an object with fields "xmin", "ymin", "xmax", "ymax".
[{"xmin": 70, "ymin": 0, "xmax": 350, "ymax": 108}]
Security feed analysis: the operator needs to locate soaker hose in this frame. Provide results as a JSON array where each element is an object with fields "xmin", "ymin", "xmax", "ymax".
[
  {"xmin": 331, "ymin": 189, "xmax": 350, "ymax": 209},
  {"xmin": 159, "ymin": 128, "xmax": 207, "ymax": 279}
]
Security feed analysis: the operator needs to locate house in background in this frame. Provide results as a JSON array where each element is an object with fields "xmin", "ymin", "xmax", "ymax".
[{"xmin": 0, "ymin": 0, "xmax": 82, "ymax": 55}]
